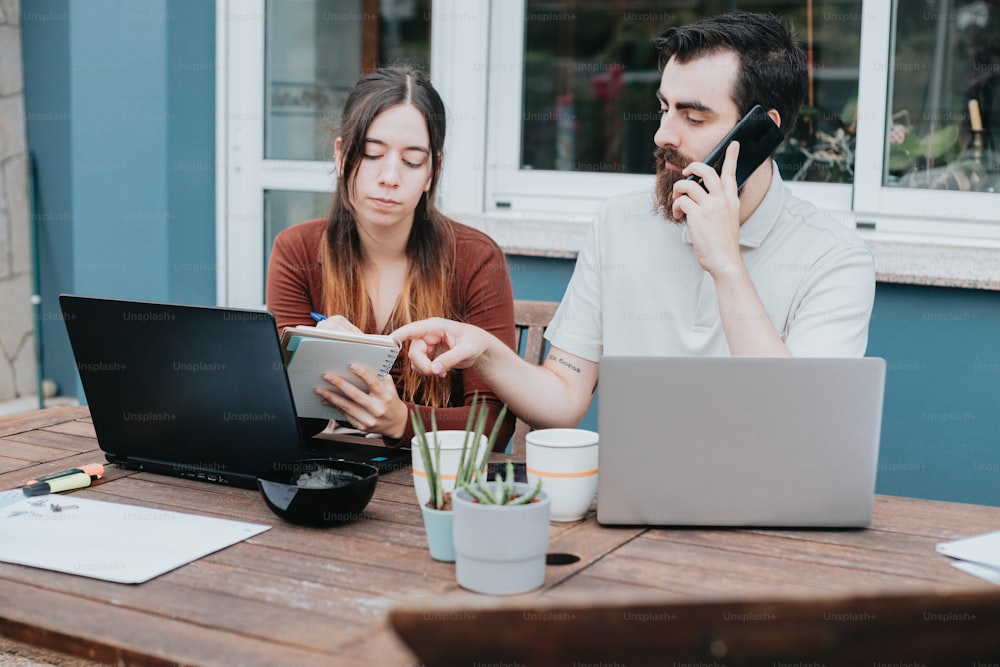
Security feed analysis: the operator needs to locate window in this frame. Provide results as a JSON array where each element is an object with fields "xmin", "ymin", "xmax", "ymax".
[
  {"xmin": 265, "ymin": 0, "xmax": 431, "ymax": 161},
  {"xmin": 884, "ymin": 0, "xmax": 999, "ymax": 193},
  {"xmin": 262, "ymin": 189, "xmax": 330, "ymax": 290},
  {"xmin": 852, "ymin": 0, "xmax": 1000, "ymax": 234},
  {"xmin": 485, "ymin": 1, "xmax": 864, "ymax": 217},
  {"xmin": 223, "ymin": 0, "xmax": 1000, "ymax": 305},
  {"xmin": 519, "ymin": 1, "xmax": 862, "ymax": 184}
]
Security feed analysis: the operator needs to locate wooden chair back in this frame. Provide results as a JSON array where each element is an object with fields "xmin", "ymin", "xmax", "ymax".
[
  {"xmin": 390, "ymin": 588, "xmax": 1000, "ymax": 666},
  {"xmin": 511, "ymin": 300, "xmax": 560, "ymax": 457}
]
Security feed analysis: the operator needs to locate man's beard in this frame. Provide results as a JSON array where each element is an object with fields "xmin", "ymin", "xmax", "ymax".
[{"xmin": 653, "ymin": 145, "xmax": 695, "ymax": 224}]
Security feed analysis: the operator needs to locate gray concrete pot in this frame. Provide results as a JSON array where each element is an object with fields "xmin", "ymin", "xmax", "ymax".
[{"xmin": 452, "ymin": 482, "xmax": 551, "ymax": 595}]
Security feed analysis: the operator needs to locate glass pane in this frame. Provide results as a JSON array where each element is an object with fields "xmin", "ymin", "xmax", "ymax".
[
  {"xmin": 265, "ymin": 0, "xmax": 431, "ymax": 161},
  {"xmin": 521, "ymin": 1, "xmax": 862, "ymax": 184},
  {"xmin": 886, "ymin": 0, "xmax": 1000, "ymax": 193},
  {"xmin": 263, "ymin": 189, "xmax": 331, "ymax": 292}
]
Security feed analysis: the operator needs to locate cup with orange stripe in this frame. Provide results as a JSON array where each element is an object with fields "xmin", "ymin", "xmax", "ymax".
[{"xmin": 526, "ymin": 428, "xmax": 599, "ymax": 522}]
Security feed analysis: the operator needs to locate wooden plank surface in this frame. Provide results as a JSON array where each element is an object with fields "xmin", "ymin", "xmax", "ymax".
[
  {"xmin": 1, "ymin": 429, "xmax": 103, "ymax": 452},
  {"xmin": 0, "ymin": 437, "xmax": 78, "ymax": 464},
  {"xmin": 3, "ymin": 407, "xmax": 1000, "ymax": 667},
  {"xmin": 0, "ymin": 406, "xmax": 90, "ymax": 438},
  {"xmin": 1, "ymin": 578, "xmax": 359, "ymax": 667}
]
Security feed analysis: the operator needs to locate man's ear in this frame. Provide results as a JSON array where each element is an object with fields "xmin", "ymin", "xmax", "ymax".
[
  {"xmin": 767, "ymin": 108, "xmax": 782, "ymax": 130},
  {"xmin": 333, "ymin": 137, "xmax": 344, "ymax": 174}
]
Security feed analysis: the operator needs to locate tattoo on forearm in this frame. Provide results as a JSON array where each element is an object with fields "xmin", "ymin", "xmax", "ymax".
[{"xmin": 549, "ymin": 354, "xmax": 581, "ymax": 374}]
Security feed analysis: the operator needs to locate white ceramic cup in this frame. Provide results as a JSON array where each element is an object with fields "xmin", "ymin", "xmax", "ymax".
[
  {"xmin": 525, "ymin": 428, "xmax": 599, "ymax": 522},
  {"xmin": 411, "ymin": 431, "xmax": 489, "ymax": 508}
]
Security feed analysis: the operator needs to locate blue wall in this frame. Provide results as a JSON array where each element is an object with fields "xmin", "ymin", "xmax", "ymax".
[
  {"xmin": 167, "ymin": 0, "xmax": 217, "ymax": 305},
  {"xmin": 21, "ymin": 0, "xmax": 75, "ymax": 406},
  {"xmin": 507, "ymin": 255, "xmax": 1000, "ymax": 507},
  {"xmin": 507, "ymin": 255, "xmax": 600, "ymax": 434},
  {"xmin": 22, "ymin": 0, "xmax": 216, "ymax": 397},
  {"xmin": 867, "ymin": 284, "xmax": 1000, "ymax": 507}
]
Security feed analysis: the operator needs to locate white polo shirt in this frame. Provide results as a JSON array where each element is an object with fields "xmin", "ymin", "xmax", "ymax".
[{"xmin": 545, "ymin": 168, "xmax": 876, "ymax": 360}]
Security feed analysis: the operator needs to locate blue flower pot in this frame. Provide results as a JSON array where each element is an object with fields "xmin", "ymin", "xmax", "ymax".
[{"xmin": 420, "ymin": 505, "xmax": 455, "ymax": 562}]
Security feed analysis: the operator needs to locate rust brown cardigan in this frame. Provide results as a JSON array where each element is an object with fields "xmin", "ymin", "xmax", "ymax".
[{"xmin": 266, "ymin": 218, "xmax": 517, "ymax": 450}]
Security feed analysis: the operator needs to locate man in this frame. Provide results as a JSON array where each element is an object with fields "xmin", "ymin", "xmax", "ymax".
[{"xmin": 393, "ymin": 11, "xmax": 875, "ymax": 429}]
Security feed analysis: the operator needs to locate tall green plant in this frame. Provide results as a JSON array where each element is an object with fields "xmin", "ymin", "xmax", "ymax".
[{"xmin": 410, "ymin": 395, "xmax": 508, "ymax": 510}]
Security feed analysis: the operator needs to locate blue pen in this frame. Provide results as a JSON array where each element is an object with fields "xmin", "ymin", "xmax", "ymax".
[{"xmin": 310, "ymin": 312, "xmax": 327, "ymax": 323}]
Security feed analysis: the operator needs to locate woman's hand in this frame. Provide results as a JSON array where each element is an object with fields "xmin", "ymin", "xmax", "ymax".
[
  {"xmin": 315, "ymin": 315, "xmax": 364, "ymax": 333},
  {"xmin": 316, "ymin": 364, "xmax": 409, "ymax": 439}
]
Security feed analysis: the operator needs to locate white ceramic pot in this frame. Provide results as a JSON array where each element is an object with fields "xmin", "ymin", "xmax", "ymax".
[
  {"xmin": 411, "ymin": 431, "xmax": 489, "ymax": 508},
  {"xmin": 452, "ymin": 482, "xmax": 551, "ymax": 595}
]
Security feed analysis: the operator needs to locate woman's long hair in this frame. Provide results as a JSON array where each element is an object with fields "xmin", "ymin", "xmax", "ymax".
[{"xmin": 321, "ymin": 66, "xmax": 456, "ymax": 408}]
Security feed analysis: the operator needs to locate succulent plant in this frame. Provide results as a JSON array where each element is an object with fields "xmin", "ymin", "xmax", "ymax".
[
  {"xmin": 410, "ymin": 395, "xmax": 507, "ymax": 510},
  {"xmin": 460, "ymin": 460, "xmax": 543, "ymax": 505}
]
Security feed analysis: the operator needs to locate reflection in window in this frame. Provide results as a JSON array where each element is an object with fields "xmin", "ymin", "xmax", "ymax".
[
  {"xmin": 265, "ymin": 0, "xmax": 430, "ymax": 161},
  {"xmin": 887, "ymin": 0, "xmax": 999, "ymax": 192},
  {"xmin": 263, "ymin": 190, "xmax": 331, "ymax": 292},
  {"xmin": 521, "ymin": 0, "xmax": 862, "ymax": 184}
]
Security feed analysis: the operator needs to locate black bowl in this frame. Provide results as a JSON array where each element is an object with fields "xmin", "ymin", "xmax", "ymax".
[{"xmin": 257, "ymin": 458, "xmax": 378, "ymax": 526}]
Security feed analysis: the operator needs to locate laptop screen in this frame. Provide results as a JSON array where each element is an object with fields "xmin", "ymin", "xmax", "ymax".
[{"xmin": 61, "ymin": 295, "xmax": 312, "ymax": 487}]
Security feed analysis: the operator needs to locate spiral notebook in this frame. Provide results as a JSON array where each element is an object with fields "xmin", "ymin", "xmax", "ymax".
[{"xmin": 281, "ymin": 327, "xmax": 401, "ymax": 421}]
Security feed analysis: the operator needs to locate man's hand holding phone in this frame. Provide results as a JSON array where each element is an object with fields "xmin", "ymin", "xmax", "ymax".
[
  {"xmin": 671, "ymin": 104, "xmax": 784, "ymax": 275},
  {"xmin": 672, "ymin": 140, "xmax": 744, "ymax": 276}
]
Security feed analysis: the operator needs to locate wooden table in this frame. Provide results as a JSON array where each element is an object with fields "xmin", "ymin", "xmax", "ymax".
[{"xmin": 1, "ymin": 406, "xmax": 999, "ymax": 666}]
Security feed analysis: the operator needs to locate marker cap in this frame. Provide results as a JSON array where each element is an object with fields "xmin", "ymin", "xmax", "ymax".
[{"xmin": 78, "ymin": 463, "xmax": 105, "ymax": 478}]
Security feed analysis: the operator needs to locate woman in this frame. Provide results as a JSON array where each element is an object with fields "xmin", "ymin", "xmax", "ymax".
[{"xmin": 266, "ymin": 66, "xmax": 516, "ymax": 449}]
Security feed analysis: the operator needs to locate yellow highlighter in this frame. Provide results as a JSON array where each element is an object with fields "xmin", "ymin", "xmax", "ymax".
[{"xmin": 22, "ymin": 463, "xmax": 104, "ymax": 497}]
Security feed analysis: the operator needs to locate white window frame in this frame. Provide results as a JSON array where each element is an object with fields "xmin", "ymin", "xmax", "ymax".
[
  {"xmin": 482, "ymin": 0, "xmax": 853, "ymax": 222},
  {"xmin": 427, "ymin": 0, "xmax": 491, "ymax": 218},
  {"xmin": 481, "ymin": 0, "xmax": 998, "ymax": 239},
  {"xmin": 852, "ymin": 0, "xmax": 1000, "ymax": 240},
  {"xmin": 217, "ymin": 0, "xmax": 340, "ymax": 309},
  {"xmin": 218, "ymin": 0, "xmax": 484, "ymax": 309},
  {"xmin": 218, "ymin": 0, "xmax": 1000, "ymax": 308}
]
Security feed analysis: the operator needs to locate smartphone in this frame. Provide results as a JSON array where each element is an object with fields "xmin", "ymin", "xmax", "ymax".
[{"xmin": 685, "ymin": 104, "xmax": 785, "ymax": 190}]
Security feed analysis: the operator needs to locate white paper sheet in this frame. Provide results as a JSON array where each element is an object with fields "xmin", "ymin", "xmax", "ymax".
[
  {"xmin": 937, "ymin": 529, "xmax": 1000, "ymax": 586},
  {"xmin": 951, "ymin": 560, "xmax": 1000, "ymax": 585},
  {"xmin": 0, "ymin": 489, "xmax": 270, "ymax": 584}
]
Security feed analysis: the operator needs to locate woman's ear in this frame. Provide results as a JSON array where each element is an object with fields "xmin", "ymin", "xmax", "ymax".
[
  {"xmin": 333, "ymin": 137, "xmax": 344, "ymax": 175},
  {"xmin": 425, "ymin": 153, "xmax": 441, "ymax": 193}
]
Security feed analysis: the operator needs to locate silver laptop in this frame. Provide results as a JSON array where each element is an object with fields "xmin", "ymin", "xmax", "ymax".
[{"xmin": 596, "ymin": 356, "xmax": 885, "ymax": 527}]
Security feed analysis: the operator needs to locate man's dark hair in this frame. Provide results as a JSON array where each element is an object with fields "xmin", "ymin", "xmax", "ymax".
[{"xmin": 654, "ymin": 11, "xmax": 807, "ymax": 138}]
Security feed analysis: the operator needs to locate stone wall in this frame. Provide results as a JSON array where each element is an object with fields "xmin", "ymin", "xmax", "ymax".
[{"xmin": 0, "ymin": 0, "xmax": 38, "ymax": 402}]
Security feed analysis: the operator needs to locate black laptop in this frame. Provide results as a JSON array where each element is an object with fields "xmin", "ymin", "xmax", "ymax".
[{"xmin": 60, "ymin": 294, "xmax": 411, "ymax": 489}]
